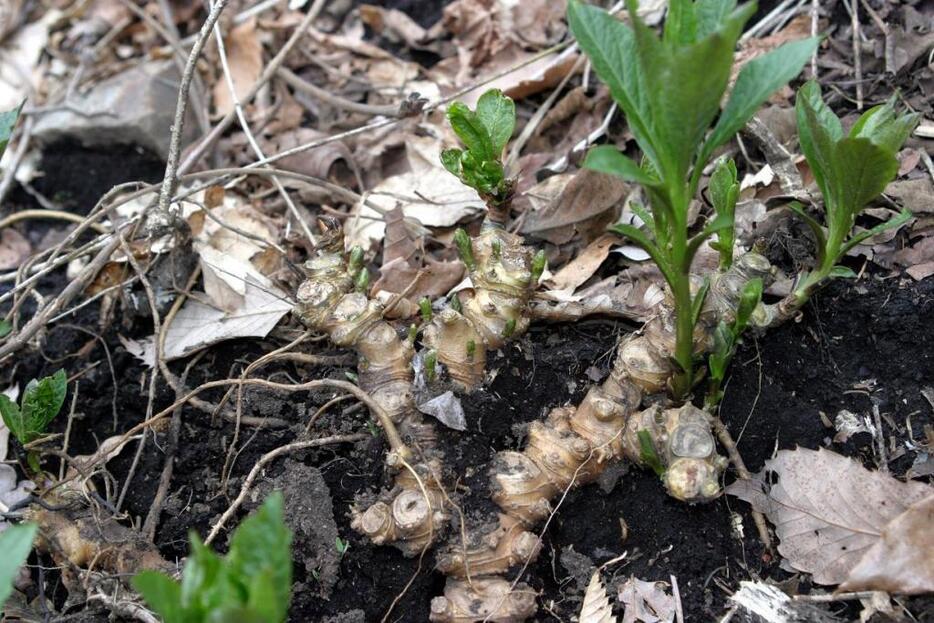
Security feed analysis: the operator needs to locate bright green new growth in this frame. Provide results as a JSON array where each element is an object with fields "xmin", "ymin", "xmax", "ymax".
[
  {"xmin": 0, "ymin": 523, "xmax": 37, "ymax": 611},
  {"xmin": 790, "ymin": 80, "xmax": 919, "ymax": 303},
  {"xmin": 0, "ymin": 369, "xmax": 67, "ymax": 448},
  {"xmin": 133, "ymin": 493, "xmax": 292, "ymax": 623},
  {"xmin": 705, "ymin": 278, "xmax": 762, "ymax": 408},
  {"xmin": 708, "ymin": 158, "xmax": 740, "ymax": 271},
  {"xmin": 441, "ymin": 89, "xmax": 516, "ymax": 211},
  {"xmin": 568, "ymin": 0, "xmax": 817, "ymax": 398}
]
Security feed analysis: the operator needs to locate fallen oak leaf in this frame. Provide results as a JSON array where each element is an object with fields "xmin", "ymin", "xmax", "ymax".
[
  {"xmin": 213, "ymin": 18, "xmax": 263, "ymax": 117},
  {"xmin": 839, "ymin": 494, "xmax": 934, "ymax": 595},
  {"xmin": 547, "ymin": 233, "xmax": 618, "ymax": 292},
  {"xmin": 726, "ymin": 447, "xmax": 934, "ymax": 586}
]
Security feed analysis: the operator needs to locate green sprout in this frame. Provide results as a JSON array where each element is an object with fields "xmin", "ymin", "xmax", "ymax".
[
  {"xmin": 705, "ymin": 278, "xmax": 763, "ymax": 409},
  {"xmin": 425, "ymin": 349, "xmax": 438, "ymax": 382},
  {"xmin": 453, "ymin": 228, "xmax": 476, "ymax": 272},
  {"xmin": 530, "ymin": 250, "xmax": 547, "ymax": 284},
  {"xmin": 335, "ymin": 537, "xmax": 350, "ymax": 557},
  {"xmin": 133, "ymin": 493, "xmax": 293, "ymax": 623},
  {"xmin": 568, "ymin": 0, "xmax": 817, "ymax": 398},
  {"xmin": 786, "ymin": 81, "xmax": 919, "ymax": 308},
  {"xmin": 441, "ymin": 89, "xmax": 516, "ymax": 214},
  {"xmin": 708, "ymin": 158, "xmax": 740, "ymax": 271},
  {"xmin": 0, "ymin": 319, "xmax": 11, "ymax": 339},
  {"xmin": 354, "ymin": 267, "xmax": 370, "ymax": 293},
  {"xmin": 637, "ymin": 430, "xmax": 666, "ymax": 478},
  {"xmin": 0, "ymin": 369, "xmax": 67, "ymax": 472},
  {"xmin": 419, "ymin": 297, "xmax": 433, "ymax": 323}
]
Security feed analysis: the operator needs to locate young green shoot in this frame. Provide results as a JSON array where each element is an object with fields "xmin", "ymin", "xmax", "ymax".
[
  {"xmin": 568, "ymin": 0, "xmax": 817, "ymax": 398},
  {"xmin": 705, "ymin": 278, "xmax": 762, "ymax": 409},
  {"xmin": 787, "ymin": 81, "xmax": 919, "ymax": 309},
  {"xmin": 0, "ymin": 369, "xmax": 67, "ymax": 472},
  {"xmin": 441, "ymin": 89, "xmax": 516, "ymax": 223},
  {"xmin": 708, "ymin": 158, "xmax": 740, "ymax": 271},
  {"xmin": 133, "ymin": 493, "xmax": 292, "ymax": 623}
]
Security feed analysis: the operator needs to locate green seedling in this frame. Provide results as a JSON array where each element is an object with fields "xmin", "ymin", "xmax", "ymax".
[
  {"xmin": 637, "ymin": 430, "xmax": 666, "ymax": 478},
  {"xmin": 568, "ymin": 0, "xmax": 817, "ymax": 398},
  {"xmin": 787, "ymin": 81, "xmax": 919, "ymax": 307},
  {"xmin": 334, "ymin": 537, "xmax": 350, "ymax": 558},
  {"xmin": 0, "ymin": 369, "xmax": 67, "ymax": 472},
  {"xmin": 705, "ymin": 278, "xmax": 762, "ymax": 409},
  {"xmin": 0, "ymin": 522, "xmax": 37, "ymax": 612},
  {"xmin": 133, "ymin": 493, "xmax": 292, "ymax": 623},
  {"xmin": 708, "ymin": 158, "xmax": 740, "ymax": 271},
  {"xmin": 419, "ymin": 297, "xmax": 433, "ymax": 323},
  {"xmin": 441, "ymin": 90, "xmax": 516, "ymax": 216}
]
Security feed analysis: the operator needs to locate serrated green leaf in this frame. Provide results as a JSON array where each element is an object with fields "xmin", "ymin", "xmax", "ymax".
[
  {"xmin": 704, "ymin": 37, "xmax": 819, "ymax": 165},
  {"xmin": 849, "ymin": 98, "xmax": 920, "ymax": 155},
  {"xmin": 475, "ymin": 89, "xmax": 515, "ymax": 156},
  {"xmin": 584, "ymin": 145, "xmax": 658, "ymax": 186},
  {"xmin": 634, "ymin": 0, "xmax": 755, "ymax": 182},
  {"xmin": 0, "ymin": 522, "xmax": 36, "ymax": 612},
  {"xmin": 664, "ymin": 0, "xmax": 698, "ymax": 45},
  {"xmin": 833, "ymin": 137, "xmax": 899, "ymax": 221},
  {"xmin": 19, "ymin": 369, "xmax": 67, "ymax": 443},
  {"xmin": 446, "ymin": 102, "xmax": 493, "ymax": 162},
  {"xmin": 796, "ymin": 80, "xmax": 842, "ymax": 201},
  {"xmin": 133, "ymin": 571, "xmax": 185, "ymax": 623},
  {"xmin": 568, "ymin": 0, "xmax": 657, "ymax": 168},
  {"xmin": 440, "ymin": 148, "xmax": 463, "ymax": 177},
  {"xmin": 0, "ymin": 102, "xmax": 23, "ymax": 160},
  {"xmin": 226, "ymin": 493, "xmax": 291, "ymax": 623},
  {"xmin": 695, "ymin": 0, "xmax": 738, "ymax": 39}
]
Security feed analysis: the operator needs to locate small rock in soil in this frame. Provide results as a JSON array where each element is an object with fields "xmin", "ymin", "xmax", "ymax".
[
  {"xmin": 254, "ymin": 459, "xmax": 341, "ymax": 598},
  {"xmin": 560, "ymin": 545, "xmax": 596, "ymax": 593},
  {"xmin": 32, "ymin": 60, "xmax": 199, "ymax": 159}
]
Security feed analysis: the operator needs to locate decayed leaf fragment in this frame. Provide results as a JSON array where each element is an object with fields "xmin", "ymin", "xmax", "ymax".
[
  {"xmin": 839, "ymin": 494, "xmax": 934, "ymax": 595},
  {"xmin": 580, "ymin": 570, "xmax": 616, "ymax": 623},
  {"xmin": 726, "ymin": 447, "xmax": 934, "ymax": 586},
  {"xmin": 618, "ymin": 577, "xmax": 675, "ymax": 623}
]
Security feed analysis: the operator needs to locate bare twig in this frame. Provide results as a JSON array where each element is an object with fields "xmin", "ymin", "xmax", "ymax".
[
  {"xmin": 178, "ymin": 0, "xmax": 328, "ymax": 176},
  {"xmin": 277, "ymin": 67, "xmax": 400, "ymax": 117},
  {"xmin": 850, "ymin": 0, "xmax": 863, "ymax": 109},
  {"xmin": 204, "ymin": 433, "xmax": 367, "ymax": 544},
  {"xmin": 152, "ymin": 0, "xmax": 233, "ymax": 232}
]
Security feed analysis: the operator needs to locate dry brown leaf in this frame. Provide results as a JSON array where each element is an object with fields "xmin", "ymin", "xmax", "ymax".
[
  {"xmin": 372, "ymin": 257, "xmax": 464, "ymax": 313},
  {"xmin": 383, "ymin": 205, "xmax": 420, "ymax": 265},
  {"xmin": 521, "ymin": 169, "xmax": 626, "ymax": 245},
  {"xmin": 886, "ymin": 178, "xmax": 934, "ymax": 214},
  {"xmin": 580, "ymin": 570, "xmax": 616, "ymax": 623},
  {"xmin": 213, "ymin": 18, "xmax": 263, "ymax": 117},
  {"xmin": 359, "ymin": 4, "xmax": 434, "ymax": 50},
  {"xmin": 548, "ymin": 233, "xmax": 618, "ymax": 292},
  {"xmin": 263, "ymin": 127, "xmax": 355, "ymax": 185},
  {"xmin": 839, "ymin": 494, "xmax": 934, "ymax": 595},
  {"xmin": 163, "ymin": 276, "xmax": 292, "ymax": 360},
  {"xmin": 618, "ymin": 577, "xmax": 675, "ymax": 623},
  {"xmin": 0, "ymin": 228, "xmax": 30, "ymax": 270},
  {"xmin": 726, "ymin": 447, "xmax": 934, "ymax": 586}
]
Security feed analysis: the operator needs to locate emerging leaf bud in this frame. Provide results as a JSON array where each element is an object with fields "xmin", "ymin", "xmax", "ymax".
[
  {"xmin": 453, "ymin": 228, "xmax": 476, "ymax": 271},
  {"xmin": 354, "ymin": 267, "xmax": 370, "ymax": 293},
  {"xmin": 348, "ymin": 245, "xmax": 365, "ymax": 276},
  {"xmin": 425, "ymin": 349, "xmax": 438, "ymax": 382},
  {"xmin": 530, "ymin": 249, "xmax": 546, "ymax": 284},
  {"xmin": 419, "ymin": 297, "xmax": 433, "ymax": 323},
  {"xmin": 501, "ymin": 318, "xmax": 516, "ymax": 338}
]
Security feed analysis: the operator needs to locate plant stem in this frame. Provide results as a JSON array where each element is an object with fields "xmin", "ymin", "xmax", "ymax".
[{"xmin": 670, "ymin": 276, "xmax": 695, "ymax": 400}]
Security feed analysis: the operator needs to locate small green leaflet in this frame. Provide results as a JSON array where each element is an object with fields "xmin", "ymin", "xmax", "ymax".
[
  {"xmin": 133, "ymin": 493, "xmax": 293, "ymax": 623},
  {"xmin": 0, "ymin": 369, "xmax": 68, "ymax": 445},
  {"xmin": 0, "ymin": 102, "xmax": 23, "ymax": 159}
]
